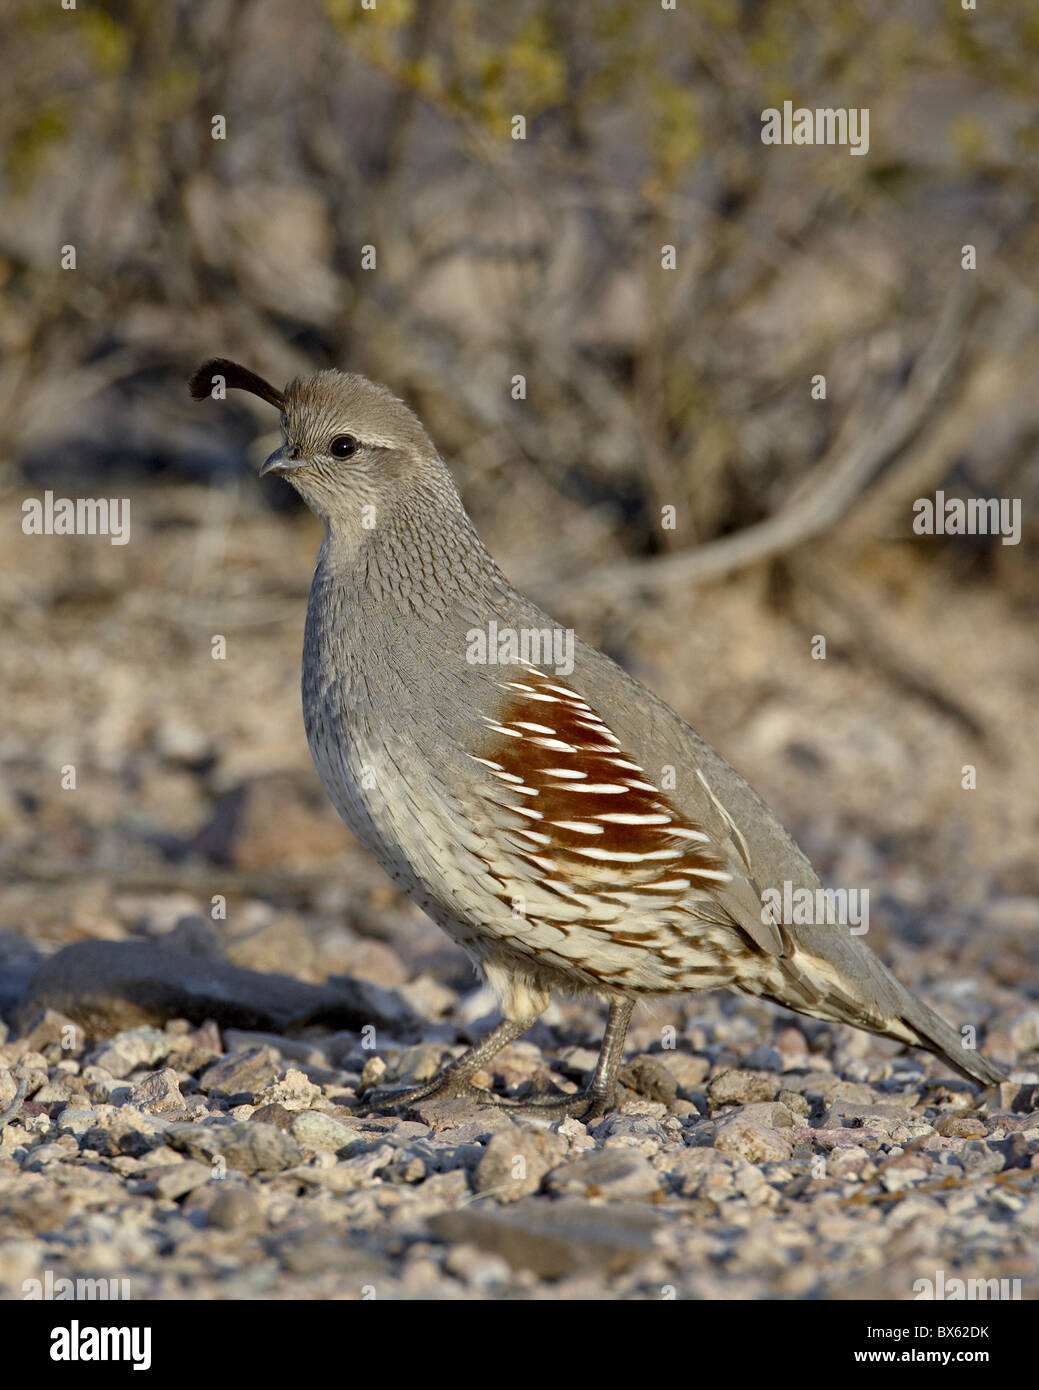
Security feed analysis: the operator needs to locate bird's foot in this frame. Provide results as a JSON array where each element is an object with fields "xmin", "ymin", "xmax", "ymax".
[
  {"xmin": 361, "ymin": 1070, "xmax": 612, "ymax": 1121},
  {"xmin": 361, "ymin": 1069, "xmax": 502, "ymax": 1112},
  {"xmin": 503, "ymin": 1086, "xmax": 614, "ymax": 1122}
]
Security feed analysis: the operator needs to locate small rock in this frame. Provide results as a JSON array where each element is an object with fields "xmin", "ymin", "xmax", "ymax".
[
  {"xmin": 473, "ymin": 1124, "xmax": 563, "ymax": 1200},
  {"xmin": 199, "ymin": 1046, "xmax": 282, "ymax": 1098},
  {"xmin": 880, "ymin": 1157, "xmax": 930, "ymax": 1192},
  {"xmin": 819, "ymin": 1102, "xmax": 913, "ymax": 1132},
  {"xmin": 545, "ymin": 1148, "xmax": 661, "ymax": 1200},
  {"xmin": 774, "ymin": 1027, "xmax": 810, "ymax": 1060},
  {"xmin": 735, "ymin": 1101, "xmax": 795, "ymax": 1129},
  {"xmin": 826, "ymin": 1146, "xmax": 872, "ymax": 1178},
  {"xmin": 934, "ymin": 1114, "xmax": 987, "ymax": 1139},
  {"xmin": 137, "ymin": 1159, "xmax": 213, "ymax": 1200},
  {"xmin": 249, "ymin": 1103, "xmax": 296, "ymax": 1131},
  {"xmin": 32, "ymin": 1080, "xmax": 79, "ymax": 1105},
  {"xmin": 1007, "ymin": 1009, "xmax": 1039, "ymax": 1053},
  {"xmin": 777, "ymin": 1090, "xmax": 811, "ymax": 1118},
  {"xmin": 668, "ymin": 1146, "xmax": 737, "ymax": 1198},
  {"xmin": 253, "ymin": 1067, "xmax": 322, "ymax": 1110},
  {"xmin": 959, "ymin": 1140, "xmax": 1006, "ymax": 1177},
  {"xmin": 90, "ymin": 1027, "xmax": 170, "ymax": 1079},
  {"xmin": 821, "ymin": 1080, "xmax": 879, "ymax": 1108},
  {"xmin": 360, "ymin": 1056, "xmax": 387, "ymax": 1090},
  {"xmin": 661, "ymin": 1053, "xmax": 710, "ymax": 1091},
  {"xmin": 395, "ymin": 1043, "xmax": 447, "ymax": 1086},
  {"xmin": 19, "ymin": 1008, "xmax": 81, "ymax": 1055},
  {"xmin": 427, "ymin": 1199, "xmax": 661, "ymax": 1278},
  {"xmin": 715, "ymin": 1117, "xmax": 794, "ymax": 1163},
  {"xmin": 290, "ymin": 1110, "xmax": 356, "ymax": 1154},
  {"xmin": 592, "ymin": 1112, "xmax": 669, "ymax": 1153},
  {"xmin": 443, "ymin": 1243, "xmax": 512, "ymax": 1288},
  {"xmin": 55, "ymin": 1106, "xmax": 103, "ymax": 1136},
  {"xmin": 128, "ymin": 1069, "xmax": 185, "ymax": 1114},
  {"xmin": 708, "ymin": 1069, "xmax": 779, "ymax": 1106},
  {"xmin": 23, "ymin": 1139, "xmax": 78, "ymax": 1168},
  {"xmin": 0, "ymin": 1069, "xmax": 18, "ymax": 1107},
  {"xmin": 617, "ymin": 1054, "xmax": 679, "ymax": 1106},
  {"xmin": 167, "ymin": 1120, "xmax": 302, "ymax": 1175},
  {"xmin": 207, "ymin": 1187, "xmax": 266, "ymax": 1232},
  {"xmin": 743, "ymin": 1046, "xmax": 783, "ymax": 1072}
]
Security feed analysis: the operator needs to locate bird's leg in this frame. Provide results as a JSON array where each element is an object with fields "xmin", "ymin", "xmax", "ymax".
[
  {"xmin": 509, "ymin": 999, "xmax": 635, "ymax": 1121},
  {"xmin": 361, "ymin": 1015, "xmax": 541, "ymax": 1110}
]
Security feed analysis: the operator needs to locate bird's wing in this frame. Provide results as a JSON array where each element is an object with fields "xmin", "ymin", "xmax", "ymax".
[{"xmin": 468, "ymin": 663, "xmax": 787, "ymax": 956}]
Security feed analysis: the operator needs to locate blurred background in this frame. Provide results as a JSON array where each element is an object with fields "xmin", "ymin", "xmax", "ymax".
[{"xmin": 2, "ymin": 0, "xmax": 1038, "ymax": 1038}]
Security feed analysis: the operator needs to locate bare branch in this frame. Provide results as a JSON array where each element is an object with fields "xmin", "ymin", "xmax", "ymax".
[{"xmin": 569, "ymin": 279, "xmax": 980, "ymax": 599}]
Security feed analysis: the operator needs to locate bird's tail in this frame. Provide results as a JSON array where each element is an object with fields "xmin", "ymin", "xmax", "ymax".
[
  {"xmin": 895, "ymin": 990, "xmax": 1007, "ymax": 1086},
  {"xmin": 758, "ymin": 940, "xmax": 1008, "ymax": 1087}
]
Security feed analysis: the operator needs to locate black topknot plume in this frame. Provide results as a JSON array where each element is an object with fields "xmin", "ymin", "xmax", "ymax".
[{"xmin": 189, "ymin": 358, "xmax": 286, "ymax": 411}]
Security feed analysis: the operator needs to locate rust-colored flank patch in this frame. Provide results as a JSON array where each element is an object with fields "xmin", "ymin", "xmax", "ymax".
[{"xmin": 473, "ymin": 664, "xmax": 732, "ymax": 912}]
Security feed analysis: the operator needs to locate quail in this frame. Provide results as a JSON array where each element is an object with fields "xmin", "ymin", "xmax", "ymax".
[{"xmin": 190, "ymin": 358, "xmax": 1007, "ymax": 1117}]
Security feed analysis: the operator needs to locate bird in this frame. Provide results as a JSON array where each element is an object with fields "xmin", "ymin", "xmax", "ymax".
[{"xmin": 190, "ymin": 357, "xmax": 1007, "ymax": 1118}]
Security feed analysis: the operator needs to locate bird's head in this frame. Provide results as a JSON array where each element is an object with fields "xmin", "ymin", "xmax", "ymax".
[{"xmin": 189, "ymin": 357, "xmax": 440, "ymax": 527}]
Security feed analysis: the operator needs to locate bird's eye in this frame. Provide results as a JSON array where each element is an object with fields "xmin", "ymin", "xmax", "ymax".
[{"xmin": 329, "ymin": 435, "xmax": 358, "ymax": 460}]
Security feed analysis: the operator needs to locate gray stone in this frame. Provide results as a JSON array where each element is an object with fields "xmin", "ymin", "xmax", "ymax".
[
  {"xmin": 473, "ymin": 1124, "xmax": 563, "ymax": 1200},
  {"xmin": 55, "ymin": 1107, "xmax": 103, "ymax": 1136},
  {"xmin": 135, "ymin": 1160, "xmax": 213, "ymax": 1200},
  {"xmin": 743, "ymin": 1046, "xmax": 784, "ymax": 1072},
  {"xmin": 545, "ymin": 1148, "xmax": 661, "ymax": 1199},
  {"xmin": 290, "ymin": 1110, "xmax": 356, "ymax": 1154},
  {"xmin": 659, "ymin": 1053, "xmax": 710, "ymax": 1091},
  {"xmin": 715, "ymin": 1117, "xmax": 794, "ymax": 1163},
  {"xmin": 128, "ymin": 1069, "xmax": 185, "ymax": 1114},
  {"xmin": 199, "ymin": 1046, "xmax": 282, "ymax": 1097},
  {"xmin": 207, "ymin": 1187, "xmax": 266, "ymax": 1232},
  {"xmin": 166, "ymin": 1120, "xmax": 302, "ymax": 1175},
  {"xmin": 90, "ymin": 1027, "xmax": 170, "ymax": 1079},
  {"xmin": 959, "ymin": 1140, "xmax": 1006, "ymax": 1177},
  {"xmin": 819, "ymin": 1102, "xmax": 914, "ymax": 1132},
  {"xmin": 427, "ymin": 1199, "xmax": 662, "ymax": 1278},
  {"xmin": 735, "ymin": 1101, "xmax": 795, "ymax": 1128},
  {"xmin": 617, "ymin": 1054, "xmax": 679, "ymax": 1106},
  {"xmin": 708, "ymin": 1069, "xmax": 780, "ymax": 1106},
  {"xmin": 20, "ymin": 939, "xmax": 398, "ymax": 1038}
]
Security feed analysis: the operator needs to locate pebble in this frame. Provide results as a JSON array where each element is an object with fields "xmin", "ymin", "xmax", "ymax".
[
  {"xmin": 207, "ymin": 1187, "xmax": 266, "ymax": 1232},
  {"xmin": 708, "ymin": 1069, "xmax": 780, "ymax": 1106},
  {"xmin": 199, "ymin": 1046, "xmax": 282, "ymax": 1098},
  {"xmin": 0, "ymin": 954, "xmax": 1029, "ymax": 1300},
  {"xmin": 617, "ymin": 1054, "xmax": 679, "ymax": 1106},
  {"xmin": 473, "ymin": 1124, "xmax": 564, "ymax": 1200},
  {"xmin": 290, "ymin": 1110, "xmax": 356, "ymax": 1154},
  {"xmin": 545, "ymin": 1148, "xmax": 661, "ymax": 1199},
  {"xmin": 167, "ymin": 1120, "xmax": 302, "ymax": 1175},
  {"xmin": 714, "ymin": 1117, "xmax": 794, "ymax": 1163},
  {"xmin": 128, "ymin": 1069, "xmax": 185, "ymax": 1114},
  {"xmin": 90, "ymin": 1028, "xmax": 170, "ymax": 1079},
  {"xmin": 427, "ymin": 1199, "xmax": 662, "ymax": 1278}
]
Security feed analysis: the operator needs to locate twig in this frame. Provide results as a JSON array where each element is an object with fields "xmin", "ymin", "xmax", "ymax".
[
  {"xmin": 0, "ymin": 1079, "xmax": 28, "ymax": 1130},
  {"xmin": 793, "ymin": 554, "xmax": 994, "ymax": 748},
  {"xmin": 568, "ymin": 279, "xmax": 979, "ymax": 598}
]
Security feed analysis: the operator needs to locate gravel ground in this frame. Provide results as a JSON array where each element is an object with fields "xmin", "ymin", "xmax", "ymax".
[{"xmin": 1, "ymin": 903, "xmax": 1037, "ymax": 1302}]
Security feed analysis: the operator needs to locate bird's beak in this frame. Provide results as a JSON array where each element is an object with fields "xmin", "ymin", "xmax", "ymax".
[{"xmin": 259, "ymin": 445, "xmax": 305, "ymax": 478}]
